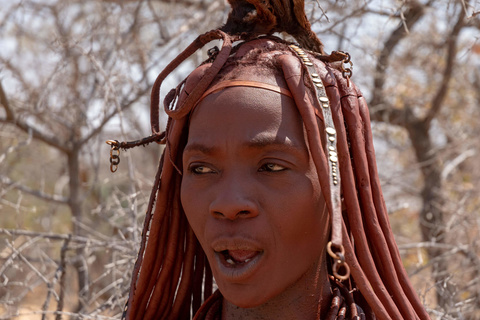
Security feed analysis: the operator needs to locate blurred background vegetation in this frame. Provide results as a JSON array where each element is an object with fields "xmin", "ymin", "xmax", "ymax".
[{"xmin": 0, "ymin": 0, "xmax": 479, "ymax": 319}]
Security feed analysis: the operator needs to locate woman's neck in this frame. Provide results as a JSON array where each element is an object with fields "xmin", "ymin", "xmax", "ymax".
[{"xmin": 221, "ymin": 258, "xmax": 332, "ymax": 320}]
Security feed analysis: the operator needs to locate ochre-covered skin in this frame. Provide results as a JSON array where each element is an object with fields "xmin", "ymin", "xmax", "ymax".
[{"xmin": 120, "ymin": 1, "xmax": 432, "ymax": 319}]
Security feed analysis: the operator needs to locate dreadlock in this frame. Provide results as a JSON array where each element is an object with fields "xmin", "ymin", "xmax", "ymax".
[{"xmin": 118, "ymin": 1, "xmax": 431, "ymax": 319}]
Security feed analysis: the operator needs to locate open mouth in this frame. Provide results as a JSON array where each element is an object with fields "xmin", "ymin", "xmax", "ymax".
[
  {"xmin": 217, "ymin": 250, "xmax": 261, "ymax": 268},
  {"xmin": 211, "ymin": 240, "xmax": 264, "ymax": 279},
  {"xmin": 220, "ymin": 249, "xmax": 259, "ymax": 266}
]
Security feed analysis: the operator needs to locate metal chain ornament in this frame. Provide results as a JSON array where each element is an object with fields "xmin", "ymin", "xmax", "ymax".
[{"xmin": 289, "ymin": 43, "xmax": 351, "ymax": 281}]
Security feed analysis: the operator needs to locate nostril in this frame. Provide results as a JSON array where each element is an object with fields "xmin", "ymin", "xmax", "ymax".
[
  {"xmin": 211, "ymin": 209, "xmax": 254, "ymax": 220},
  {"xmin": 212, "ymin": 211, "xmax": 224, "ymax": 218}
]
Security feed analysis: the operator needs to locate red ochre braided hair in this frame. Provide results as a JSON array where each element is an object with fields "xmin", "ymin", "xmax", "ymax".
[{"xmin": 116, "ymin": 0, "xmax": 431, "ymax": 319}]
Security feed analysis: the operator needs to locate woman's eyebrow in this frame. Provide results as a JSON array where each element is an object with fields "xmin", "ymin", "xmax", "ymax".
[
  {"xmin": 245, "ymin": 135, "xmax": 303, "ymax": 151},
  {"xmin": 183, "ymin": 143, "xmax": 217, "ymax": 155},
  {"xmin": 183, "ymin": 137, "xmax": 305, "ymax": 155},
  {"xmin": 243, "ymin": 136, "xmax": 308, "ymax": 158}
]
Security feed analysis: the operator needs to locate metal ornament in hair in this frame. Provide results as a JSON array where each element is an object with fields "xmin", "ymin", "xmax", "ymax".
[{"xmin": 289, "ymin": 44, "xmax": 350, "ymax": 281}]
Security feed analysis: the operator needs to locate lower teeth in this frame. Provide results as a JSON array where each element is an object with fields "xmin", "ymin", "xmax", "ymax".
[{"xmin": 226, "ymin": 258, "xmax": 251, "ymax": 265}]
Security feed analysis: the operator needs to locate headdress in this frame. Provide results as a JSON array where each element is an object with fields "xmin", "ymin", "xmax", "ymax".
[{"xmin": 107, "ymin": 1, "xmax": 431, "ymax": 319}]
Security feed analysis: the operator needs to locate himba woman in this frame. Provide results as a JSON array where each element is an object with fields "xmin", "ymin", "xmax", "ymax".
[{"xmin": 109, "ymin": 0, "xmax": 432, "ymax": 319}]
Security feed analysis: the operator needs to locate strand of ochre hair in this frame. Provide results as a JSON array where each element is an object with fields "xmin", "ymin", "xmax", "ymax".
[
  {"xmin": 148, "ymin": 176, "xmax": 184, "ymax": 319},
  {"xmin": 326, "ymin": 83, "xmax": 392, "ymax": 319},
  {"xmin": 128, "ymin": 151, "xmax": 174, "ymax": 318},
  {"xmin": 337, "ymin": 89, "xmax": 403, "ymax": 318},
  {"xmin": 332, "ymin": 77, "xmax": 405, "ymax": 319},
  {"xmin": 335, "ymin": 68, "xmax": 427, "ymax": 319},
  {"xmin": 150, "ymin": 30, "xmax": 233, "ymax": 132},
  {"xmin": 358, "ymin": 97, "xmax": 430, "ymax": 319},
  {"xmin": 343, "ymin": 80, "xmax": 417, "ymax": 319},
  {"xmin": 126, "ymin": 152, "xmax": 164, "ymax": 317}
]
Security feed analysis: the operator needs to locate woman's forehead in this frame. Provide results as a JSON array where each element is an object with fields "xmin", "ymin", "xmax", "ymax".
[
  {"xmin": 192, "ymin": 86, "xmax": 291, "ymax": 122},
  {"xmin": 190, "ymin": 87, "xmax": 302, "ymax": 134},
  {"xmin": 184, "ymin": 87, "xmax": 310, "ymax": 172}
]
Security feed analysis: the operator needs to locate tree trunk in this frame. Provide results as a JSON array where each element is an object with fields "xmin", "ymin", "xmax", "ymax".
[
  {"xmin": 67, "ymin": 147, "xmax": 89, "ymax": 314},
  {"xmin": 405, "ymin": 116, "xmax": 452, "ymax": 310}
]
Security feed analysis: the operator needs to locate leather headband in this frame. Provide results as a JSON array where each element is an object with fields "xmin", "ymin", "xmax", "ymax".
[{"xmin": 195, "ymin": 79, "xmax": 293, "ymax": 107}]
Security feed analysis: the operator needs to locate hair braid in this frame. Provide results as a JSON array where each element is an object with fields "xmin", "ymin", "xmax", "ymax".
[
  {"xmin": 358, "ymin": 97, "xmax": 429, "ymax": 318},
  {"xmin": 119, "ymin": 1, "xmax": 432, "ymax": 318}
]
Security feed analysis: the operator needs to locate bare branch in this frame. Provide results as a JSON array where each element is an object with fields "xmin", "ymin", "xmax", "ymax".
[
  {"xmin": 424, "ymin": 5, "xmax": 467, "ymax": 125},
  {"xmin": 78, "ymin": 88, "xmax": 149, "ymax": 146},
  {"xmin": 370, "ymin": 1, "xmax": 426, "ymax": 110},
  {"xmin": 0, "ymin": 175, "xmax": 69, "ymax": 205},
  {"xmin": 0, "ymin": 80, "xmax": 14, "ymax": 120},
  {"xmin": 0, "ymin": 129, "xmax": 32, "ymax": 165},
  {"xmin": 0, "ymin": 82, "xmax": 70, "ymax": 153},
  {"xmin": 6, "ymin": 240, "xmax": 50, "ymax": 285},
  {"xmin": 441, "ymin": 149, "xmax": 476, "ymax": 180},
  {"xmin": 0, "ymin": 236, "xmax": 41, "ymax": 277},
  {"xmin": 0, "ymin": 228, "xmax": 132, "ymax": 252}
]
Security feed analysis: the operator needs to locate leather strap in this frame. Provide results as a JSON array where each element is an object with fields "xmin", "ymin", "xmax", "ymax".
[{"xmin": 197, "ymin": 79, "xmax": 293, "ymax": 105}]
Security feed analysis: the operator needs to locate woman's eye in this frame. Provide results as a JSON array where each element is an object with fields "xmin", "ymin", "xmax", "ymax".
[
  {"xmin": 190, "ymin": 165, "xmax": 215, "ymax": 174},
  {"xmin": 259, "ymin": 163, "xmax": 286, "ymax": 172}
]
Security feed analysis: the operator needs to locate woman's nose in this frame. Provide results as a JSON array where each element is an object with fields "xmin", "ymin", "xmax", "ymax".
[{"xmin": 209, "ymin": 173, "xmax": 259, "ymax": 220}]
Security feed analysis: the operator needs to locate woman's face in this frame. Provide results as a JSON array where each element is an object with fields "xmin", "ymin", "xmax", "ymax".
[{"xmin": 181, "ymin": 83, "xmax": 329, "ymax": 308}]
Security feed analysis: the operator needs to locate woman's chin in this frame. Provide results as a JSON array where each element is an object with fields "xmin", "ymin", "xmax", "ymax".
[
  {"xmin": 218, "ymin": 282, "xmax": 283, "ymax": 309},
  {"xmin": 221, "ymin": 290, "xmax": 269, "ymax": 309}
]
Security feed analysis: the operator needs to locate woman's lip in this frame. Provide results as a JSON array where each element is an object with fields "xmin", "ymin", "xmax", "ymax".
[{"xmin": 211, "ymin": 238, "xmax": 263, "ymax": 252}]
